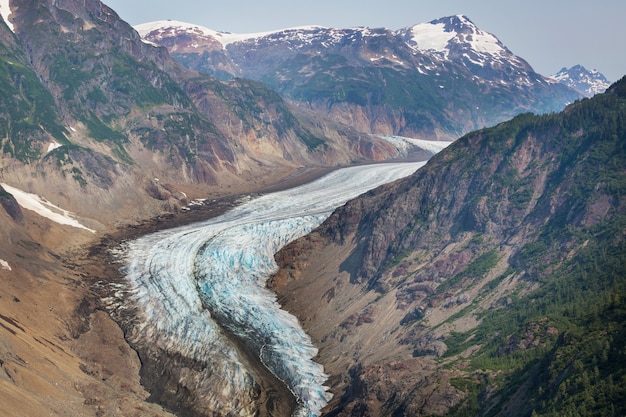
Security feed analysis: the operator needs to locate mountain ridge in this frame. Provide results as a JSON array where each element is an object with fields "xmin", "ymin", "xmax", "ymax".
[
  {"xmin": 139, "ymin": 15, "xmax": 582, "ymax": 141},
  {"xmin": 0, "ymin": 0, "xmax": 413, "ymax": 227}
]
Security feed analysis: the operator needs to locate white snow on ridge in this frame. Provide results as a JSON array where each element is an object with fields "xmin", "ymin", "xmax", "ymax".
[
  {"xmin": 0, "ymin": 183, "xmax": 95, "ymax": 233},
  {"xmin": 467, "ymin": 29, "xmax": 503, "ymax": 55},
  {"xmin": 136, "ymin": 20, "xmax": 327, "ymax": 48},
  {"xmin": 0, "ymin": 0, "xmax": 14, "ymax": 33},
  {"xmin": 407, "ymin": 22, "xmax": 455, "ymax": 53},
  {"xmin": 0, "ymin": 259, "xmax": 11, "ymax": 271},
  {"xmin": 47, "ymin": 141, "xmax": 63, "ymax": 153},
  {"xmin": 405, "ymin": 15, "xmax": 506, "ymax": 61}
]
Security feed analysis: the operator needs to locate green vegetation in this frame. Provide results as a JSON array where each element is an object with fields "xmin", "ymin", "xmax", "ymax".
[
  {"xmin": 437, "ymin": 249, "xmax": 501, "ymax": 293},
  {"xmin": 82, "ymin": 112, "xmax": 127, "ymax": 143},
  {"xmin": 0, "ymin": 52, "xmax": 68, "ymax": 162},
  {"xmin": 442, "ymin": 78, "xmax": 626, "ymax": 417},
  {"xmin": 0, "ymin": 187, "xmax": 13, "ymax": 198}
]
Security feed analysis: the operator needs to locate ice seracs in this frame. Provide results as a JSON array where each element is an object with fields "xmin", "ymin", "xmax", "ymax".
[
  {"xmin": 378, "ymin": 135, "xmax": 453, "ymax": 155},
  {"xmin": 118, "ymin": 160, "xmax": 451, "ymax": 416}
]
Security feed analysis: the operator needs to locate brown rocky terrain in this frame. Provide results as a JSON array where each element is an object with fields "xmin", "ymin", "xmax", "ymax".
[
  {"xmin": 0, "ymin": 164, "xmax": 321, "ymax": 416},
  {"xmin": 271, "ymin": 80, "xmax": 626, "ymax": 415},
  {"xmin": 0, "ymin": 183, "xmax": 174, "ymax": 417},
  {"xmin": 139, "ymin": 17, "xmax": 582, "ymax": 141},
  {"xmin": 0, "ymin": 0, "xmax": 411, "ymax": 414}
]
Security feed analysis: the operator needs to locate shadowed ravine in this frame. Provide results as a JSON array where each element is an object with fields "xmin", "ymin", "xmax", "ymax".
[{"xmin": 111, "ymin": 161, "xmax": 431, "ymax": 416}]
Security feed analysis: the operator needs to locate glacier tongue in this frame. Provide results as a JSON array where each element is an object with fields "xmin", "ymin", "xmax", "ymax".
[{"xmin": 119, "ymin": 161, "xmax": 426, "ymax": 417}]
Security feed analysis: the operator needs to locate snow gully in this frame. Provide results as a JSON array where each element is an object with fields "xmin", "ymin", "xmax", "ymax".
[{"xmin": 119, "ymin": 161, "xmax": 426, "ymax": 417}]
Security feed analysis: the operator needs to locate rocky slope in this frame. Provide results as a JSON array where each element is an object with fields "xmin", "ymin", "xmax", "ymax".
[
  {"xmin": 0, "ymin": 182, "xmax": 180, "ymax": 417},
  {"xmin": 138, "ymin": 15, "xmax": 582, "ymax": 141},
  {"xmin": 272, "ymin": 77, "xmax": 626, "ymax": 416}
]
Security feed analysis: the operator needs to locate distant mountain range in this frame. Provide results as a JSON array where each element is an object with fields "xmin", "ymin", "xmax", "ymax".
[
  {"xmin": 138, "ymin": 15, "xmax": 583, "ymax": 140},
  {"xmin": 552, "ymin": 64, "xmax": 612, "ymax": 97}
]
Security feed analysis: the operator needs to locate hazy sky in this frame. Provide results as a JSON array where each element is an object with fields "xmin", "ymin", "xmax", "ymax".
[{"xmin": 104, "ymin": 0, "xmax": 625, "ymax": 82}]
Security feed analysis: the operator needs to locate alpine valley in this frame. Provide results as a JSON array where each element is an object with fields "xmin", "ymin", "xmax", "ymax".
[{"xmin": 0, "ymin": 0, "xmax": 623, "ymax": 416}]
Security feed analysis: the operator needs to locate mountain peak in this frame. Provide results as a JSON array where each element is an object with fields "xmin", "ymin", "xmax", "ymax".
[
  {"xmin": 432, "ymin": 14, "xmax": 478, "ymax": 32},
  {"xmin": 403, "ymin": 15, "xmax": 506, "ymax": 56},
  {"xmin": 398, "ymin": 14, "xmax": 533, "ymax": 76},
  {"xmin": 551, "ymin": 65, "xmax": 611, "ymax": 97}
]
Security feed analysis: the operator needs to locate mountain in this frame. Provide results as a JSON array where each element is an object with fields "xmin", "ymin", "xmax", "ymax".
[
  {"xmin": 0, "ymin": 0, "xmax": 618, "ymax": 416},
  {"xmin": 0, "ymin": 0, "xmax": 428, "ymax": 415},
  {"xmin": 0, "ymin": 0, "xmax": 409, "ymax": 227},
  {"xmin": 552, "ymin": 65, "xmax": 611, "ymax": 97},
  {"xmin": 271, "ymin": 76, "xmax": 626, "ymax": 416},
  {"xmin": 138, "ymin": 15, "xmax": 583, "ymax": 141}
]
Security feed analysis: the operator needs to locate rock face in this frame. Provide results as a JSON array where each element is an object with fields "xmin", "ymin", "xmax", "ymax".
[
  {"xmin": 272, "ymin": 77, "xmax": 626, "ymax": 416},
  {"xmin": 0, "ymin": 185, "xmax": 177, "ymax": 417},
  {"xmin": 139, "ymin": 15, "xmax": 582, "ymax": 141},
  {"xmin": 0, "ymin": 185, "xmax": 23, "ymax": 222},
  {"xmin": 0, "ymin": 0, "xmax": 404, "ymax": 415}
]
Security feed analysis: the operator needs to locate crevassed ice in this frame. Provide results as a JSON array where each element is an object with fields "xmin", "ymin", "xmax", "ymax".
[{"xmin": 121, "ymin": 161, "xmax": 426, "ymax": 417}]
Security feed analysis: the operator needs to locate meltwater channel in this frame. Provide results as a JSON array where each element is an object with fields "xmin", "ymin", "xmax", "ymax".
[{"xmin": 118, "ymin": 161, "xmax": 427, "ymax": 417}]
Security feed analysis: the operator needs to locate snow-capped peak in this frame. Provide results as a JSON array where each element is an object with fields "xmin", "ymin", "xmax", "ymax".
[
  {"xmin": 403, "ymin": 15, "xmax": 506, "ymax": 57},
  {"xmin": 551, "ymin": 65, "xmax": 611, "ymax": 97}
]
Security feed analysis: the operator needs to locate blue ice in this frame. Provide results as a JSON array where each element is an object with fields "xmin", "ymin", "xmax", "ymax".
[{"xmin": 119, "ymin": 161, "xmax": 427, "ymax": 416}]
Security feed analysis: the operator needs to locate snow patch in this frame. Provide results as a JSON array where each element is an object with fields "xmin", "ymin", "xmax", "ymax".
[
  {"xmin": 404, "ymin": 15, "xmax": 506, "ymax": 63},
  {"xmin": 47, "ymin": 141, "xmax": 63, "ymax": 153},
  {"xmin": 0, "ymin": 259, "xmax": 11, "ymax": 271},
  {"xmin": 0, "ymin": 183, "xmax": 95, "ymax": 233},
  {"xmin": 0, "ymin": 0, "xmax": 14, "ymax": 33},
  {"xmin": 408, "ymin": 22, "xmax": 454, "ymax": 53}
]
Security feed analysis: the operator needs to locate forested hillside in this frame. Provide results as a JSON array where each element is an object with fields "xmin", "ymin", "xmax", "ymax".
[{"xmin": 273, "ymin": 76, "xmax": 626, "ymax": 416}]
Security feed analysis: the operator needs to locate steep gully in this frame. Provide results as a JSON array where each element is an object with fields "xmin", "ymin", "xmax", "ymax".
[{"xmin": 106, "ymin": 158, "xmax": 443, "ymax": 416}]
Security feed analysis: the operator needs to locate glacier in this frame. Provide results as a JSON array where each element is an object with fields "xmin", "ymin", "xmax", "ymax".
[{"xmin": 116, "ymin": 161, "xmax": 427, "ymax": 417}]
